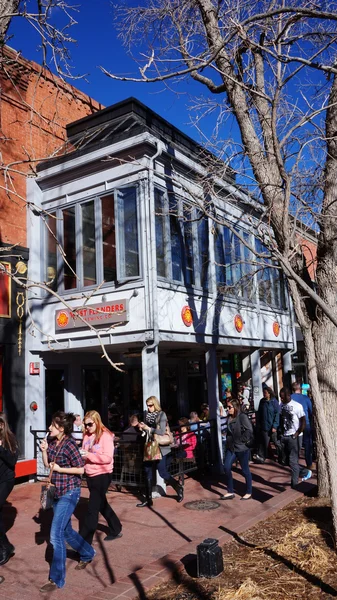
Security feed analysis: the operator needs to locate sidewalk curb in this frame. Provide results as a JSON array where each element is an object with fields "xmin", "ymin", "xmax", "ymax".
[{"xmin": 84, "ymin": 484, "xmax": 313, "ymax": 600}]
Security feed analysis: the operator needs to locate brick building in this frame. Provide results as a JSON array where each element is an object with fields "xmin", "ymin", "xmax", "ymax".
[{"xmin": 0, "ymin": 47, "xmax": 102, "ymax": 474}]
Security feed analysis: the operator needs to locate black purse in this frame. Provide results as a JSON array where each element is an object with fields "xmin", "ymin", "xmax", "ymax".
[{"xmin": 40, "ymin": 440, "xmax": 63, "ymax": 510}]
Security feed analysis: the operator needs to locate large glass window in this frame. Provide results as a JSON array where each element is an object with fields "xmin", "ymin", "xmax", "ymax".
[
  {"xmin": 63, "ymin": 206, "xmax": 76, "ymax": 290},
  {"xmin": 82, "ymin": 201, "xmax": 96, "ymax": 287},
  {"xmin": 155, "ymin": 189, "xmax": 208, "ymax": 289},
  {"xmin": 45, "ymin": 185, "xmax": 140, "ymax": 292}
]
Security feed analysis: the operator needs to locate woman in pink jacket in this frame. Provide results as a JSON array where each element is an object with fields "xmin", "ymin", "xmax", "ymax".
[{"xmin": 79, "ymin": 411, "xmax": 122, "ymax": 547}]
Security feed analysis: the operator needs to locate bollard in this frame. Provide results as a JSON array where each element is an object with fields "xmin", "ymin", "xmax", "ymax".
[{"xmin": 197, "ymin": 538, "xmax": 223, "ymax": 578}]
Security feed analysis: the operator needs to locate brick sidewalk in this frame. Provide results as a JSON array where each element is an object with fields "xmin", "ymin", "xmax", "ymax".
[{"xmin": 0, "ymin": 461, "xmax": 316, "ymax": 600}]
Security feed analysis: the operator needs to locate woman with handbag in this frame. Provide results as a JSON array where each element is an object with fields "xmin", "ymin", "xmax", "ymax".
[
  {"xmin": 79, "ymin": 410, "xmax": 122, "ymax": 544},
  {"xmin": 0, "ymin": 412, "xmax": 18, "ymax": 567},
  {"xmin": 137, "ymin": 396, "xmax": 183, "ymax": 508},
  {"xmin": 220, "ymin": 399, "xmax": 253, "ymax": 501},
  {"xmin": 39, "ymin": 412, "xmax": 95, "ymax": 593}
]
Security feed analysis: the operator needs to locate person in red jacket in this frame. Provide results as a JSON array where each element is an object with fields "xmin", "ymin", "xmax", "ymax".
[
  {"xmin": 175, "ymin": 417, "xmax": 197, "ymax": 459},
  {"xmin": 79, "ymin": 411, "xmax": 122, "ymax": 547}
]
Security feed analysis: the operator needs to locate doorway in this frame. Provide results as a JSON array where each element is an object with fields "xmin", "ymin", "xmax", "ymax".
[{"xmin": 45, "ymin": 368, "xmax": 65, "ymax": 428}]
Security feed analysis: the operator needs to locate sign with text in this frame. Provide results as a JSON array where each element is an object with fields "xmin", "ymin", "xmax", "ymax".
[{"xmin": 55, "ymin": 300, "xmax": 129, "ymax": 332}]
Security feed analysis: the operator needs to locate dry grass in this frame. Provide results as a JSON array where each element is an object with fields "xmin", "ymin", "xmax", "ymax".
[{"xmin": 272, "ymin": 522, "xmax": 332, "ymax": 576}]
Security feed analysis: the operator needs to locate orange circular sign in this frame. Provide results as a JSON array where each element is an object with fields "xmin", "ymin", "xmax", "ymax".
[
  {"xmin": 273, "ymin": 321, "xmax": 280, "ymax": 337},
  {"xmin": 181, "ymin": 306, "xmax": 193, "ymax": 327},
  {"xmin": 56, "ymin": 311, "xmax": 69, "ymax": 329},
  {"xmin": 234, "ymin": 314, "xmax": 244, "ymax": 333}
]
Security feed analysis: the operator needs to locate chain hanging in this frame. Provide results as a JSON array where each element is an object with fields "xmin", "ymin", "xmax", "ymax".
[{"xmin": 16, "ymin": 292, "xmax": 25, "ymax": 356}]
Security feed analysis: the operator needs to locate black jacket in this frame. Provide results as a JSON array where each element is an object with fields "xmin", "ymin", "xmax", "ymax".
[
  {"xmin": 226, "ymin": 413, "xmax": 253, "ymax": 453},
  {"xmin": 0, "ymin": 445, "xmax": 18, "ymax": 482}
]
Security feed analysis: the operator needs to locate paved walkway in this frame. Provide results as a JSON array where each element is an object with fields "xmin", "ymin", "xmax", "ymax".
[{"xmin": 0, "ymin": 460, "xmax": 316, "ymax": 600}]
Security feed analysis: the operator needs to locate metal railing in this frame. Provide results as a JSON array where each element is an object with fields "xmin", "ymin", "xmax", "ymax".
[{"xmin": 30, "ymin": 421, "xmax": 216, "ymax": 488}]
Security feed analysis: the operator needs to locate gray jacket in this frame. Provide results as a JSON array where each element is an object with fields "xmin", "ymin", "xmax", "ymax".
[{"xmin": 145, "ymin": 410, "xmax": 171, "ymax": 457}]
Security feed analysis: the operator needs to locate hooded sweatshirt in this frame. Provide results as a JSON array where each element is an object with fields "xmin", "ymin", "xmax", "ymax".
[{"xmin": 82, "ymin": 429, "xmax": 114, "ymax": 477}]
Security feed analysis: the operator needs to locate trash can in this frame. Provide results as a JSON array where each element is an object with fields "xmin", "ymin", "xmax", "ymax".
[{"xmin": 197, "ymin": 538, "xmax": 223, "ymax": 578}]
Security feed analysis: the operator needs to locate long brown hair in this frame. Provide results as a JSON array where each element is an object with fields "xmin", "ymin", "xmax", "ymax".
[
  {"xmin": 83, "ymin": 410, "xmax": 112, "ymax": 443},
  {"xmin": 228, "ymin": 399, "xmax": 241, "ymax": 418},
  {"xmin": 0, "ymin": 412, "xmax": 18, "ymax": 453}
]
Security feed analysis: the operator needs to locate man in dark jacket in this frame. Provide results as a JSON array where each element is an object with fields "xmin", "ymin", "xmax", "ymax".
[{"xmin": 254, "ymin": 386, "xmax": 280, "ymax": 463}]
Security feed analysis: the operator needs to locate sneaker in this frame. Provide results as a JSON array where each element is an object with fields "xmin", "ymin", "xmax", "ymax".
[
  {"xmin": 302, "ymin": 469, "xmax": 312, "ymax": 482},
  {"xmin": 40, "ymin": 580, "xmax": 58, "ymax": 593},
  {"xmin": 104, "ymin": 532, "xmax": 123, "ymax": 541}
]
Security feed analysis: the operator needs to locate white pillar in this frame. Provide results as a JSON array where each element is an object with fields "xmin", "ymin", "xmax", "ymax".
[
  {"xmin": 141, "ymin": 345, "xmax": 160, "ymax": 409},
  {"xmin": 250, "ymin": 349, "xmax": 263, "ymax": 410},
  {"xmin": 205, "ymin": 347, "xmax": 223, "ymax": 471}
]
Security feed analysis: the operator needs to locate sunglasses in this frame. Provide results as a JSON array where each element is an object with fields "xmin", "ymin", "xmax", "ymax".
[
  {"xmin": 84, "ymin": 422, "xmax": 94, "ymax": 428},
  {"xmin": 227, "ymin": 406, "xmax": 234, "ymax": 409},
  {"xmin": 147, "ymin": 404, "xmax": 154, "ymax": 408}
]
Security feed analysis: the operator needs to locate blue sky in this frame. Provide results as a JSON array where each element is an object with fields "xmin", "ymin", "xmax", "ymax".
[{"xmin": 8, "ymin": 1, "xmax": 209, "ymax": 141}]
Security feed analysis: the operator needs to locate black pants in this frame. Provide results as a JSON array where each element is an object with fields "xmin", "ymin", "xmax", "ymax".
[
  {"xmin": 0, "ymin": 479, "xmax": 14, "ymax": 546},
  {"xmin": 281, "ymin": 436, "xmax": 309, "ymax": 487},
  {"xmin": 79, "ymin": 473, "xmax": 122, "ymax": 544}
]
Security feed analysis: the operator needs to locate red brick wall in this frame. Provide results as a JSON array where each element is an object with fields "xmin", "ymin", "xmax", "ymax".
[
  {"xmin": 0, "ymin": 48, "xmax": 104, "ymax": 247},
  {"xmin": 298, "ymin": 236, "xmax": 317, "ymax": 281}
]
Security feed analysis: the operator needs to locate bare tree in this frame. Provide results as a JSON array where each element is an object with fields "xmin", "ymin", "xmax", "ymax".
[{"xmin": 104, "ymin": 0, "xmax": 337, "ymax": 537}]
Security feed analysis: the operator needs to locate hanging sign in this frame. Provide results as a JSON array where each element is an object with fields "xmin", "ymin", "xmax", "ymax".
[
  {"xmin": 273, "ymin": 321, "xmax": 280, "ymax": 337},
  {"xmin": 55, "ymin": 300, "xmax": 129, "ymax": 332}
]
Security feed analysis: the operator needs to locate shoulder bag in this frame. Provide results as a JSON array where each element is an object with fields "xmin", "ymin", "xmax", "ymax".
[
  {"xmin": 154, "ymin": 413, "xmax": 174, "ymax": 446},
  {"xmin": 143, "ymin": 433, "xmax": 161, "ymax": 461},
  {"xmin": 239, "ymin": 413, "xmax": 255, "ymax": 449}
]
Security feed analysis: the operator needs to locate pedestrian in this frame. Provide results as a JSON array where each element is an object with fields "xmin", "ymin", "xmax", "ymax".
[
  {"xmin": 279, "ymin": 388, "xmax": 312, "ymax": 488},
  {"xmin": 39, "ymin": 412, "xmax": 95, "ymax": 593},
  {"xmin": 79, "ymin": 411, "xmax": 122, "ymax": 543},
  {"xmin": 175, "ymin": 418, "xmax": 197, "ymax": 458},
  {"xmin": 72, "ymin": 414, "xmax": 83, "ymax": 446},
  {"xmin": 221, "ymin": 399, "xmax": 254, "ymax": 501},
  {"xmin": 0, "ymin": 412, "xmax": 18, "ymax": 566},
  {"xmin": 291, "ymin": 382, "xmax": 313, "ymax": 468},
  {"xmin": 254, "ymin": 386, "xmax": 280, "ymax": 463},
  {"xmin": 137, "ymin": 396, "xmax": 183, "ymax": 507}
]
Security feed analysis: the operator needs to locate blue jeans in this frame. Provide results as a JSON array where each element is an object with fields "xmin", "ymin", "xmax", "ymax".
[
  {"xmin": 144, "ymin": 453, "xmax": 171, "ymax": 483},
  {"xmin": 50, "ymin": 487, "xmax": 95, "ymax": 588},
  {"xmin": 223, "ymin": 449, "xmax": 252, "ymax": 495}
]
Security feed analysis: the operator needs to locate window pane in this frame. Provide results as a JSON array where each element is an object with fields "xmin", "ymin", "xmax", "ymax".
[
  {"xmin": 183, "ymin": 204, "xmax": 194, "ymax": 286},
  {"xmin": 170, "ymin": 197, "xmax": 183, "ymax": 282},
  {"xmin": 82, "ymin": 201, "xmax": 96, "ymax": 287},
  {"xmin": 155, "ymin": 189, "xmax": 166, "ymax": 278},
  {"xmin": 46, "ymin": 214, "xmax": 57, "ymax": 291},
  {"xmin": 63, "ymin": 206, "xmax": 77, "ymax": 290},
  {"xmin": 101, "ymin": 194, "xmax": 116, "ymax": 282},
  {"xmin": 233, "ymin": 231, "xmax": 243, "ymax": 296},
  {"xmin": 224, "ymin": 228, "xmax": 234, "ymax": 290},
  {"xmin": 242, "ymin": 232, "xmax": 254, "ymax": 300},
  {"xmin": 0, "ymin": 263, "xmax": 10, "ymax": 316},
  {"xmin": 118, "ymin": 187, "xmax": 139, "ymax": 278},
  {"xmin": 198, "ymin": 214, "xmax": 209, "ymax": 289},
  {"xmin": 214, "ymin": 227, "xmax": 226, "ymax": 289}
]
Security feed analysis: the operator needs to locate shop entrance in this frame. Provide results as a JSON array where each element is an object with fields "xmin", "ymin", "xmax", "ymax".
[{"xmin": 45, "ymin": 368, "xmax": 65, "ymax": 428}]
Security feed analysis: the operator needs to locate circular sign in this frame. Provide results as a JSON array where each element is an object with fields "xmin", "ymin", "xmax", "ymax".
[
  {"xmin": 181, "ymin": 306, "xmax": 193, "ymax": 327},
  {"xmin": 234, "ymin": 314, "xmax": 244, "ymax": 333},
  {"xmin": 56, "ymin": 311, "xmax": 69, "ymax": 329},
  {"xmin": 273, "ymin": 321, "xmax": 280, "ymax": 337}
]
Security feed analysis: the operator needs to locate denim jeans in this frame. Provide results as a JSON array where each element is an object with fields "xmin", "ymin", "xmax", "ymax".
[
  {"xmin": 50, "ymin": 487, "xmax": 95, "ymax": 588},
  {"xmin": 143, "ymin": 453, "xmax": 171, "ymax": 483},
  {"xmin": 281, "ymin": 435, "xmax": 310, "ymax": 488},
  {"xmin": 223, "ymin": 449, "xmax": 252, "ymax": 495}
]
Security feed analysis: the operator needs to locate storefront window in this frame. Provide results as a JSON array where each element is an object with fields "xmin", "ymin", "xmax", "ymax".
[
  {"xmin": 63, "ymin": 206, "xmax": 77, "ymax": 290},
  {"xmin": 45, "ymin": 186, "xmax": 140, "ymax": 292},
  {"xmin": 82, "ymin": 201, "xmax": 96, "ymax": 287}
]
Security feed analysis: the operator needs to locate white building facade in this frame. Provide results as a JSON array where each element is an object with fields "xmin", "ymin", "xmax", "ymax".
[{"xmin": 24, "ymin": 98, "xmax": 295, "ymax": 460}]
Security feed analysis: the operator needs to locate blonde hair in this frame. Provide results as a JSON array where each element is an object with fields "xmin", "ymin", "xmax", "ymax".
[
  {"xmin": 83, "ymin": 410, "xmax": 112, "ymax": 443},
  {"xmin": 146, "ymin": 396, "xmax": 161, "ymax": 412}
]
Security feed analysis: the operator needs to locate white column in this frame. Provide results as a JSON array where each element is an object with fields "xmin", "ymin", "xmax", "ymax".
[
  {"xmin": 250, "ymin": 349, "xmax": 263, "ymax": 410},
  {"xmin": 205, "ymin": 347, "xmax": 223, "ymax": 471},
  {"xmin": 141, "ymin": 345, "xmax": 160, "ymax": 409},
  {"xmin": 283, "ymin": 351, "xmax": 294, "ymax": 389}
]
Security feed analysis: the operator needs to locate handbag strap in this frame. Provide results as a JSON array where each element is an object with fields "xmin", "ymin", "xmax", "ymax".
[{"xmin": 47, "ymin": 437, "xmax": 65, "ymax": 483}]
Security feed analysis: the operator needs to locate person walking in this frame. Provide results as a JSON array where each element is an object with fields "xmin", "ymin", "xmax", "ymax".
[
  {"xmin": 0, "ymin": 412, "xmax": 18, "ymax": 566},
  {"xmin": 221, "ymin": 399, "xmax": 253, "ymax": 501},
  {"xmin": 40, "ymin": 411, "xmax": 95, "ymax": 593},
  {"xmin": 137, "ymin": 396, "xmax": 183, "ymax": 507},
  {"xmin": 254, "ymin": 386, "xmax": 280, "ymax": 463},
  {"xmin": 279, "ymin": 388, "xmax": 312, "ymax": 488},
  {"xmin": 291, "ymin": 382, "xmax": 313, "ymax": 468},
  {"xmin": 79, "ymin": 411, "xmax": 122, "ymax": 543}
]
